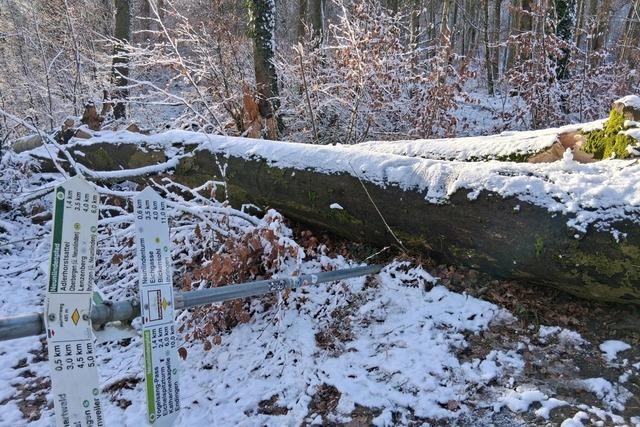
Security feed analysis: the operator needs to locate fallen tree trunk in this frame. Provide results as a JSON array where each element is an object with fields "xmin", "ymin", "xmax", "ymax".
[{"xmin": 22, "ymin": 132, "xmax": 640, "ymax": 304}]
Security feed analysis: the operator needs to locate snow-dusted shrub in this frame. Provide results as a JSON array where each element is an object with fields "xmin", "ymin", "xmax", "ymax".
[
  {"xmin": 94, "ymin": 175, "xmax": 304, "ymax": 351},
  {"xmin": 277, "ymin": 0, "xmax": 469, "ymax": 144},
  {"xmin": 0, "ymin": 0, "xmax": 112, "ymax": 139},
  {"xmin": 118, "ymin": 0, "xmax": 253, "ymax": 133},
  {"xmin": 502, "ymin": 4, "xmax": 640, "ymax": 129},
  {"xmin": 180, "ymin": 210, "xmax": 303, "ymax": 349}
]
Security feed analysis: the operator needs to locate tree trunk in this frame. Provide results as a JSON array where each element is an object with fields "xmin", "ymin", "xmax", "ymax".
[
  {"xmin": 410, "ymin": 0, "xmax": 421, "ymax": 48},
  {"xmin": 30, "ymin": 139, "xmax": 640, "ymax": 305},
  {"xmin": 387, "ymin": 0, "xmax": 399, "ymax": 15},
  {"xmin": 506, "ymin": 0, "xmax": 520, "ymax": 69},
  {"xmin": 112, "ymin": 0, "xmax": 131, "ymax": 120},
  {"xmin": 298, "ymin": 0, "xmax": 308, "ymax": 41},
  {"xmin": 521, "ymin": 0, "xmax": 533, "ymax": 32},
  {"xmin": 492, "ymin": 0, "xmax": 501, "ymax": 84},
  {"xmin": 249, "ymin": 0, "xmax": 280, "ymax": 138},
  {"xmin": 589, "ymin": 0, "xmax": 610, "ymax": 55},
  {"xmin": 574, "ymin": 0, "xmax": 585, "ymax": 49},
  {"xmin": 440, "ymin": 0, "xmax": 452, "ymax": 36},
  {"xmin": 484, "ymin": 0, "xmax": 495, "ymax": 95},
  {"xmin": 466, "ymin": 0, "xmax": 480, "ymax": 57},
  {"xmin": 555, "ymin": 0, "xmax": 576, "ymax": 80},
  {"xmin": 621, "ymin": 0, "xmax": 640, "ymax": 68},
  {"xmin": 310, "ymin": 0, "xmax": 324, "ymax": 43}
]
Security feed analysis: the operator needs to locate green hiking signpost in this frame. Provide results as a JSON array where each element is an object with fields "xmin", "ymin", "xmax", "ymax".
[
  {"xmin": 134, "ymin": 188, "xmax": 181, "ymax": 426},
  {"xmin": 44, "ymin": 176, "xmax": 104, "ymax": 427}
]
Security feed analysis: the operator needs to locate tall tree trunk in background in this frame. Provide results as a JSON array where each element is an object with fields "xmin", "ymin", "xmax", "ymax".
[
  {"xmin": 310, "ymin": 0, "xmax": 324, "ymax": 43},
  {"xmin": 142, "ymin": 0, "xmax": 151, "ymax": 35},
  {"xmin": 621, "ymin": 0, "xmax": 640, "ymax": 67},
  {"xmin": 460, "ymin": 0, "xmax": 467, "ymax": 56},
  {"xmin": 249, "ymin": 0, "xmax": 280, "ymax": 139},
  {"xmin": 574, "ymin": 0, "xmax": 585, "ymax": 49},
  {"xmin": 387, "ymin": 0, "xmax": 399, "ymax": 15},
  {"xmin": 112, "ymin": 0, "xmax": 131, "ymax": 120},
  {"xmin": 451, "ymin": 1, "xmax": 459, "ymax": 53},
  {"xmin": 298, "ymin": 0, "xmax": 308, "ymax": 41},
  {"xmin": 521, "ymin": 0, "xmax": 533, "ymax": 32},
  {"xmin": 426, "ymin": 1, "xmax": 436, "ymax": 47},
  {"xmin": 465, "ymin": 1, "xmax": 480, "ymax": 57},
  {"xmin": 410, "ymin": 0, "xmax": 421, "ymax": 48},
  {"xmin": 506, "ymin": 0, "xmax": 521, "ymax": 69},
  {"xmin": 492, "ymin": 0, "xmax": 501, "ymax": 86},
  {"xmin": 439, "ymin": 0, "xmax": 453, "ymax": 82},
  {"xmin": 484, "ymin": 0, "xmax": 495, "ymax": 95},
  {"xmin": 555, "ymin": 0, "xmax": 576, "ymax": 80},
  {"xmin": 440, "ymin": 0, "xmax": 452, "ymax": 36},
  {"xmin": 589, "ymin": 0, "xmax": 610, "ymax": 56}
]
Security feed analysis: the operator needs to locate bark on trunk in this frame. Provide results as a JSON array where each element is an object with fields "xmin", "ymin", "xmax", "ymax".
[
  {"xmin": 555, "ymin": 0, "xmax": 576, "ymax": 80},
  {"xmin": 492, "ymin": 0, "xmax": 501, "ymax": 85},
  {"xmin": 298, "ymin": 0, "xmax": 308, "ymax": 41}
]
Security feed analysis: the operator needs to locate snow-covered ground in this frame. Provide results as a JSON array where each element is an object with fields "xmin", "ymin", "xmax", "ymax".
[
  {"xmin": 0, "ymin": 161, "xmax": 638, "ymax": 426},
  {"xmin": 3, "ymin": 115, "xmax": 640, "ymax": 425}
]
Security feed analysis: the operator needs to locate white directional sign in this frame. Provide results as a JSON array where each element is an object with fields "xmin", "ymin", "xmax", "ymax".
[
  {"xmin": 44, "ymin": 176, "xmax": 105, "ymax": 427},
  {"xmin": 134, "ymin": 188, "xmax": 180, "ymax": 426}
]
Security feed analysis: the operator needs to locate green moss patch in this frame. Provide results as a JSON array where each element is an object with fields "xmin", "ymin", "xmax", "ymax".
[{"xmin": 584, "ymin": 109, "xmax": 637, "ymax": 159}]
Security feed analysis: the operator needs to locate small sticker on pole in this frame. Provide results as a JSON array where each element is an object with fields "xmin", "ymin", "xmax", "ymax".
[
  {"xmin": 44, "ymin": 176, "xmax": 105, "ymax": 427},
  {"xmin": 134, "ymin": 188, "xmax": 180, "ymax": 426}
]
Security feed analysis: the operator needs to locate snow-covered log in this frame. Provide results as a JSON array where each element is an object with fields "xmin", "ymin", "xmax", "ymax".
[{"xmin": 20, "ymin": 129, "xmax": 640, "ymax": 304}]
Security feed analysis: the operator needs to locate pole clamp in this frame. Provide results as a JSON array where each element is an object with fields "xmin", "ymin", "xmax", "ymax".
[{"xmin": 268, "ymin": 279, "xmax": 288, "ymax": 292}]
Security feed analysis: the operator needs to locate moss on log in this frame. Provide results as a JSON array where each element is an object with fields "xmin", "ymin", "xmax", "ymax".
[{"xmin": 584, "ymin": 109, "xmax": 638, "ymax": 159}]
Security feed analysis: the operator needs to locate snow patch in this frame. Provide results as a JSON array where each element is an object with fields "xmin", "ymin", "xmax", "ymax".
[
  {"xmin": 616, "ymin": 95, "xmax": 640, "ymax": 109},
  {"xmin": 561, "ymin": 411, "xmax": 590, "ymax": 427},
  {"xmin": 599, "ymin": 340, "xmax": 631, "ymax": 362},
  {"xmin": 578, "ymin": 377, "xmax": 632, "ymax": 411}
]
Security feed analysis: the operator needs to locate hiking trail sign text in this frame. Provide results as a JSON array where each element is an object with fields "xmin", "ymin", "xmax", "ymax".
[
  {"xmin": 134, "ymin": 188, "xmax": 181, "ymax": 426},
  {"xmin": 44, "ymin": 176, "xmax": 105, "ymax": 427}
]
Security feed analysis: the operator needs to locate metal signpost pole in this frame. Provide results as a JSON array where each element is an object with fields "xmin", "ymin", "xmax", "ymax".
[
  {"xmin": 43, "ymin": 176, "xmax": 105, "ymax": 427},
  {"xmin": 0, "ymin": 265, "xmax": 384, "ymax": 342}
]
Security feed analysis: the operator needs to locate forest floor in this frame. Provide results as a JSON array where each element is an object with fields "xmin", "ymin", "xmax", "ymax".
[{"xmin": 0, "ymin": 209, "xmax": 638, "ymax": 426}]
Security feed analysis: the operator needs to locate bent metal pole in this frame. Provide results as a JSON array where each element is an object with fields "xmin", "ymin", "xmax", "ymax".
[{"xmin": 0, "ymin": 264, "xmax": 383, "ymax": 342}]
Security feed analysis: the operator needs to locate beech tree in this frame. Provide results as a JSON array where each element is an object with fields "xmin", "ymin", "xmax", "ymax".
[{"xmin": 248, "ymin": 0, "xmax": 280, "ymax": 139}]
